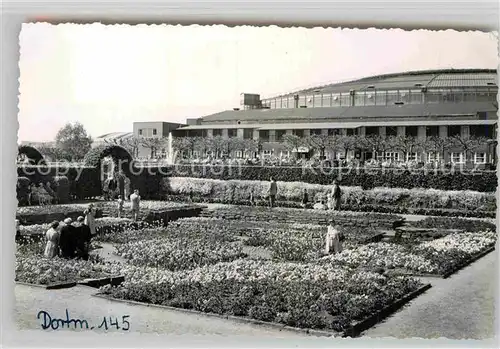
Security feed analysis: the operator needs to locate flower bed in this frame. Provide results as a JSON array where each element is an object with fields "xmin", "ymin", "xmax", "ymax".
[
  {"xmin": 15, "ymin": 253, "xmax": 115, "ymax": 285},
  {"xmin": 411, "ymin": 217, "xmax": 496, "ymax": 233},
  {"xmin": 166, "ymin": 177, "xmax": 496, "ymax": 211},
  {"xmin": 115, "ymin": 238, "xmax": 247, "ymax": 271},
  {"xmin": 320, "ymin": 231, "xmax": 497, "ymax": 276},
  {"xmin": 100, "ymin": 259, "xmax": 425, "ymax": 332}
]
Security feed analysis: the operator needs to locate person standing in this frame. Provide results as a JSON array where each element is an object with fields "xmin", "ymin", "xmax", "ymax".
[
  {"xmin": 268, "ymin": 177, "xmax": 277, "ymax": 208},
  {"xmin": 59, "ymin": 218, "xmax": 76, "ymax": 259},
  {"xmin": 130, "ymin": 189, "xmax": 141, "ymax": 221},
  {"xmin": 249, "ymin": 189, "xmax": 256, "ymax": 206},
  {"xmin": 44, "ymin": 221, "xmax": 60, "ymax": 259},
  {"xmin": 74, "ymin": 216, "xmax": 92, "ymax": 260},
  {"xmin": 15, "ymin": 219, "xmax": 22, "ymax": 243},
  {"xmin": 324, "ymin": 220, "xmax": 344, "ymax": 255},
  {"xmin": 117, "ymin": 195, "xmax": 124, "ymax": 218},
  {"xmin": 84, "ymin": 203, "xmax": 97, "ymax": 237},
  {"xmin": 330, "ymin": 180, "xmax": 342, "ymax": 211},
  {"xmin": 301, "ymin": 188, "xmax": 309, "ymax": 208}
]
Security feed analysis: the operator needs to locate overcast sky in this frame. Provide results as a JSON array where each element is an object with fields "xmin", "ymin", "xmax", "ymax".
[{"xmin": 18, "ymin": 24, "xmax": 497, "ymax": 142}]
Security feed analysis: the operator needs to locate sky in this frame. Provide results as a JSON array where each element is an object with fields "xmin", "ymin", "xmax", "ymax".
[{"xmin": 18, "ymin": 24, "xmax": 498, "ymax": 142}]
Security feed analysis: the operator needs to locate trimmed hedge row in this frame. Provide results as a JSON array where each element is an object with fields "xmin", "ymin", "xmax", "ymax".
[
  {"xmin": 164, "ymin": 177, "xmax": 496, "ymax": 212},
  {"xmin": 162, "ymin": 165, "xmax": 497, "ymax": 192}
]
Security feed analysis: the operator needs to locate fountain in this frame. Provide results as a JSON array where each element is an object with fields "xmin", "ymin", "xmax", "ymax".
[{"xmin": 167, "ymin": 132, "xmax": 174, "ymax": 165}]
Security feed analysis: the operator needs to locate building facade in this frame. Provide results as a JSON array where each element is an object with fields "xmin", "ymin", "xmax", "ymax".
[
  {"xmin": 172, "ymin": 69, "xmax": 498, "ymax": 165},
  {"xmin": 133, "ymin": 121, "xmax": 183, "ymax": 159}
]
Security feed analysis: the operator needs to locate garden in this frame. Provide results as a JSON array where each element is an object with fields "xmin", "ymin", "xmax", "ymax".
[{"xmin": 15, "ymin": 198, "xmax": 497, "ymax": 336}]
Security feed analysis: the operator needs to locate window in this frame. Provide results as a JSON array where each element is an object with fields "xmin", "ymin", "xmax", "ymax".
[
  {"xmin": 426, "ymin": 126, "xmax": 439, "ymax": 138},
  {"xmin": 448, "ymin": 125, "xmax": 461, "ymax": 137},
  {"xmin": 138, "ymin": 129, "xmax": 143, "ymax": 136},
  {"xmin": 228, "ymin": 129, "xmax": 237, "ymax": 138},
  {"xmin": 235, "ymin": 150, "xmax": 243, "ymax": 158},
  {"xmin": 406, "ymin": 152, "xmax": 417, "ymax": 161},
  {"xmin": 427, "ymin": 152, "xmax": 440, "ymax": 162},
  {"xmin": 276, "ymin": 130, "xmax": 286, "ymax": 141},
  {"xmin": 328, "ymin": 129, "xmax": 342, "ymax": 136},
  {"xmin": 386, "ymin": 127, "xmax": 397, "ymax": 137},
  {"xmin": 311, "ymin": 129, "xmax": 322, "ymax": 136},
  {"xmin": 153, "ymin": 129, "xmax": 157, "ymax": 136},
  {"xmin": 405, "ymin": 126, "xmax": 418, "ymax": 138},
  {"xmin": 293, "ymin": 129, "xmax": 304, "ymax": 137},
  {"xmin": 451, "ymin": 152, "xmax": 465, "ymax": 164},
  {"xmin": 377, "ymin": 152, "xmax": 400, "ymax": 161},
  {"xmin": 213, "ymin": 129, "xmax": 222, "ymax": 137},
  {"xmin": 470, "ymin": 125, "xmax": 494, "ymax": 138},
  {"xmin": 365, "ymin": 127, "xmax": 379, "ymax": 136},
  {"xmin": 193, "ymin": 151, "xmax": 200, "ymax": 158},
  {"xmin": 263, "ymin": 150, "xmax": 272, "ymax": 156},
  {"xmin": 474, "ymin": 152, "xmax": 486, "ymax": 164},
  {"xmin": 346, "ymin": 128, "xmax": 358, "ymax": 136},
  {"xmin": 243, "ymin": 128, "xmax": 253, "ymax": 140},
  {"xmin": 259, "ymin": 130, "xmax": 270, "ymax": 142}
]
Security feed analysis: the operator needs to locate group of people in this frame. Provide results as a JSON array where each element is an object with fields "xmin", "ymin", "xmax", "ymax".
[{"xmin": 248, "ymin": 178, "xmax": 343, "ymax": 211}]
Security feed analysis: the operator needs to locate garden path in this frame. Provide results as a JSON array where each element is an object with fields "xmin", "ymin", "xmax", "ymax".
[
  {"xmin": 364, "ymin": 250, "xmax": 497, "ymax": 339},
  {"xmin": 14, "ymin": 284, "xmax": 309, "ymax": 338}
]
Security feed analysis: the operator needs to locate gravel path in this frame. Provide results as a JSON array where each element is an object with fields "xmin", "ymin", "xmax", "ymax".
[
  {"xmin": 15, "ymin": 285, "xmax": 310, "ymax": 338},
  {"xmin": 364, "ymin": 250, "xmax": 497, "ymax": 339}
]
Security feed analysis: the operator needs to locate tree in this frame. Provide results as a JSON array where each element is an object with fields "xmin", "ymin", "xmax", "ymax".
[
  {"xmin": 206, "ymin": 136, "xmax": 228, "ymax": 158},
  {"xmin": 140, "ymin": 137, "xmax": 167, "ymax": 159},
  {"xmin": 391, "ymin": 135, "xmax": 422, "ymax": 161},
  {"xmin": 282, "ymin": 134, "xmax": 304, "ymax": 158},
  {"xmin": 360, "ymin": 135, "xmax": 396, "ymax": 162},
  {"xmin": 243, "ymin": 139, "xmax": 261, "ymax": 158},
  {"xmin": 120, "ymin": 136, "xmax": 141, "ymax": 158},
  {"xmin": 450, "ymin": 135, "xmax": 489, "ymax": 165},
  {"xmin": 422, "ymin": 136, "xmax": 454, "ymax": 164},
  {"xmin": 306, "ymin": 134, "xmax": 332, "ymax": 159},
  {"xmin": 55, "ymin": 122, "xmax": 93, "ymax": 161},
  {"xmin": 226, "ymin": 137, "xmax": 246, "ymax": 156},
  {"xmin": 337, "ymin": 135, "xmax": 359, "ymax": 159}
]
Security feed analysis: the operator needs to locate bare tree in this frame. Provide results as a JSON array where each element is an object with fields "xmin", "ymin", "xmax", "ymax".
[
  {"xmin": 422, "ymin": 136, "xmax": 454, "ymax": 163},
  {"xmin": 305, "ymin": 134, "xmax": 333, "ymax": 159},
  {"xmin": 119, "ymin": 136, "xmax": 141, "ymax": 158},
  {"xmin": 206, "ymin": 135, "xmax": 228, "ymax": 158},
  {"xmin": 391, "ymin": 135, "xmax": 422, "ymax": 161},
  {"xmin": 450, "ymin": 135, "xmax": 489, "ymax": 165},
  {"xmin": 282, "ymin": 134, "xmax": 304, "ymax": 158},
  {"xmin": 140, "ymin": 137, "xmax": 167, "ymax": 159},
  {"xmin": 337, "ymin": 135, "xmax": 359, "ymax": 159},
  {"xmin": 361, "ymin": 135, "xmax": 396, "ymax": 162}
]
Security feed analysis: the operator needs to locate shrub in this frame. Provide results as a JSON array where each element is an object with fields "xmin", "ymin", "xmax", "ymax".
[
  {"xmin": 53, "ymin": 176, "xmax": 70, "ymax": 204},
  {"xmin": 16, "ymin": 176, "xmax": 31, "ymax": 206},
  {"xmin": 18, "ymin": 145, "xmax": 45, "ymax": 165}
]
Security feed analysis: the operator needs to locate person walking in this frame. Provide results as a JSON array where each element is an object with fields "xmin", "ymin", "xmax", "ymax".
[
  {"xmin": 330, "ymin": 180, "xmax": 342, "ymax": 211},
  {"xmin": 130, "ymin": 189, "xmax": 141, "ymax": 221},
  {"xmin": 84, "ymin": 203, "xmax": 97, "ymax": 237},
  {"xmin": 268, "ymin": 177, "xmax": 277, "ymax": 208},
  {"xmin": 324, "ymin": 220, "xmax": 344, "ymax": 255},
  {"xmin": 59, "ymin": 218, "xmax": 77, "ymax": 259},
  {"xmin": 44, "ymin": 221, "xmax": 60, "ymax": 259}
]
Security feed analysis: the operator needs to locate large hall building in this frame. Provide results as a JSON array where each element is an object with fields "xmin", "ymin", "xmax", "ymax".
[{"xmin": 149, "ymin": 69, "xmax": 498, "ymax": 164}]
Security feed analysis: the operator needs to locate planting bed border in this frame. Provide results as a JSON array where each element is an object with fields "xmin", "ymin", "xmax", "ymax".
[
  {"xmin": 343, "ymin": 283, "xmax": 432, "ymax": 337},
  {"xmin": 15, "ymin": 274, "xmax": 124, "ymax": 290},
  {"xmin": 390, "ymin": 246, "xmax": 496, "ymax": 279},
  {"xmin": 93, "ymin": 282, "xmax": 432, "ymax": 338},
  {"xmin": 92, "ymin": 293, "xmax": 342, "ymax": 337}
]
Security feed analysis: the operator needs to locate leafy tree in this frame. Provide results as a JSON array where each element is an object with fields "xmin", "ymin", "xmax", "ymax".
[
  {"xmin": 337, "ymin": 135, "xmax": 359, "ymax": 159},
  {"xmin": 206, "ymin": 136, "xmax": 228, "ymax": 158},
  {"xmin": 306, "ymin": 134, "xmax": 332, "ymax": 159},
  {"xmin": 226, "ymin": 137, "xmax": 246, "ymax": 156},
  {"xmin": 120, "ymin": 136, "xmax": 141, "ymax": 158},
  {"xmin": 55, "ymin": 122, "xmax": 93, "ymax": 161}
]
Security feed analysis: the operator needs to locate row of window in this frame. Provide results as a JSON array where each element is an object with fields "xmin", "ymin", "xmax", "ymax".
[
  {"xmin": 185, "ymin": 125, "xmax": 495, "ymax": 140},
  {"xmin": 182, "ymin": 149, "xmax": 489, "ymax": 164},
  {"xmin": 138, "ymin": 128, "xmax": 158, "ymax": 137},
  {"xmin": 261, "ymin": 89, "xmax": 497, "ymax": 109}
]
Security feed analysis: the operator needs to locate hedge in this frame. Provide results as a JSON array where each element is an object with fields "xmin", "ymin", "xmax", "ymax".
[
  {"xmin": 164, "ymin": 177, "xmax": 496, "ymax": 213},
  {"xmin": 53, "ymin": 176, "xmax": 70, "ymax": 204},
  {"xmin": 17, "ymin": 165, "xmax": 101, "ymax": 200},
  {"xmin": 141, "ymin": 165, "xmax": 497, "ymax": 192},
  {"xmin": 18, "ymin": 145, "xmax": 46, "ymax": 165}
]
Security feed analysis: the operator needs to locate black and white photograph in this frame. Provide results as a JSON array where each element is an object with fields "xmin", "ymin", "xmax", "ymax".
[{"xmin": 9, "ymin": 19, "xmax": 499, "ymax": 343}]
